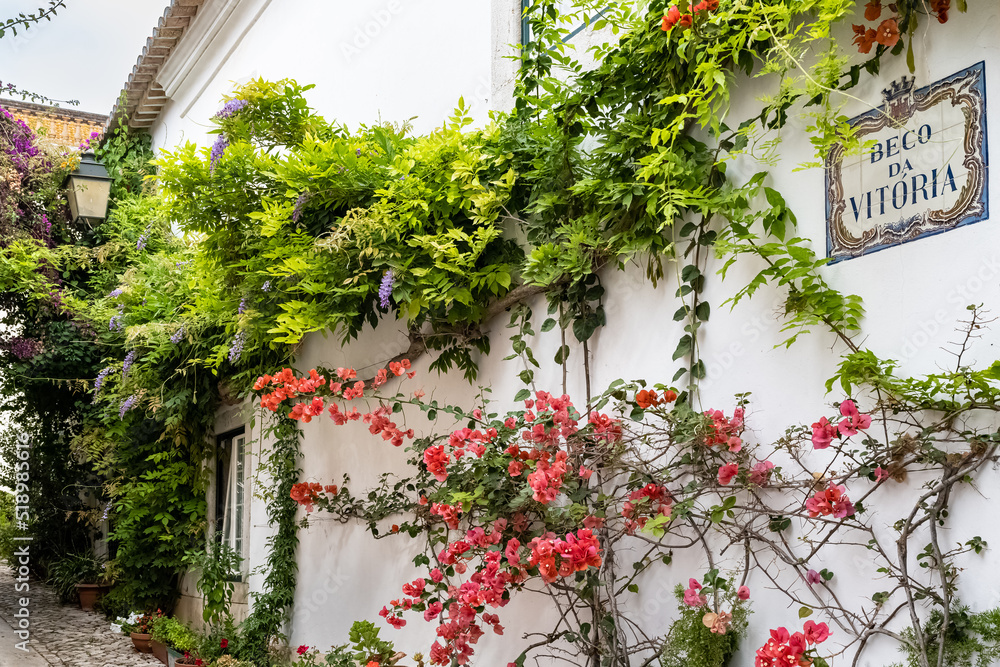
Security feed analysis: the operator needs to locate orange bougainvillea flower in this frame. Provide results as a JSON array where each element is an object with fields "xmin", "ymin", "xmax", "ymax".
[
  {"xmin": 932, "ymin": 0, "xmax": 951, "ymax": 23},
  {"xmin": 875, "ymin": 18, "xmax": 900, "ymax": 47},
  {"xmin": 636, "ymin": 389, "xmax": 658, "ymax": 409},
  {"xmin": 863, "ymin": 0, "xmax": 882, "ymax": 21},
  {"xmin": 852, "ymin": 24, "xmax": 878, "ymax": 53}
]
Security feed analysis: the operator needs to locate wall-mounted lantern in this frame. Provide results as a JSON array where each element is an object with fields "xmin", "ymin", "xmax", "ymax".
[{"xmin": 65, "ymin": 151, "xmax": 112, "ymax": 224}]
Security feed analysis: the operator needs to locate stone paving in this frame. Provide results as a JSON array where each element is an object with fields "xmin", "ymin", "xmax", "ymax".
[{"xmin": 0, "ymin": 565, "xmax": 161, "ymax": 667}]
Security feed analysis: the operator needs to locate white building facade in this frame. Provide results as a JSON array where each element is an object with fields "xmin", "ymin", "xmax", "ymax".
[{"xmin": 106, "ymin": 2, "xmax": 1000, "ymax": 665}]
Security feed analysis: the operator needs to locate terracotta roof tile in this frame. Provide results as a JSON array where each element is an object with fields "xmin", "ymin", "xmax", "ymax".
[{"xmin": 105, "ymin": 0, "xmax": 207, "ymax": 134}]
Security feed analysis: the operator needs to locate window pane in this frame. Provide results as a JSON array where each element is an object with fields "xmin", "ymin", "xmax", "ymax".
[{"xmin": 234, "ymin": 436, "xmax": 245, "ymax": 556}]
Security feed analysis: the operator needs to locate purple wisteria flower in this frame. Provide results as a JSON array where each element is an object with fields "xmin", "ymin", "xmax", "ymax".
[
  {"xmin": 228, "ymin": 331, "xmax": 246, "ymax": 364},
  {"xmin": 109, "ymin": 314, "xmax": 123, "ymax": 332},
  {"xmin": 122, "ymin": 350, "xmax": 137, "ymax": 377},
  {"xmin": 378, "ymin": 269, "xmax": 395, "ymax": 310},
  {"xmin": 209, "ymin": 135, "xmax": 229, "ymax": 173},
  {"xmin": 108, "ymin": 288, "xmax": 124, "ymax": 299},
  {"xmin": 215, "ymin": 99, "xmax": 248, "ymax": 119},
  {"xmin": 170, "ymin": 327, "xmax": 184, "ymax": 344},
  {"xmin": 94, "ymin": 366, "xmax": 112, "ymax": 393},
  {"xmin": 292, "ymin": 192, "xmax": 311, "ymax": 223},
  {"xmin": 261, "ymin": 280, "xmax": 272, "ymax": 292},
  {"xmin": 136, "ymin": 224, "xmax": 152, "ymax": 251},
  {"xmin": 238, "ymin": 298, "xmax": 248, "ymax": 315},
  {"xmin": 119, "ymin": 394, "xmax": 137, "ymax": 420},
  {"xmin": 93, "ymin": 366, "xmax": 113, "ymax": 403}
]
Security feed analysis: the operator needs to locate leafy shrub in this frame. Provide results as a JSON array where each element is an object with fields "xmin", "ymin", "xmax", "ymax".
[
  {"xmin": 46, "ymin": 551, "xmax": 109, "ymax": 603},
  {"xmin": 894, "ymin": 606, "xmax": 1000, "ymax": 667},
  {"xmin": 660, "ymin": 579, "xmax": 750, "ymax": 667}
]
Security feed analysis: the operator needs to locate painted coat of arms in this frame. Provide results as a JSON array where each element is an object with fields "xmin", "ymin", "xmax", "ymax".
[{"xmin": 825, "ymin": 61, "xmax": 989, "ymax": 262}]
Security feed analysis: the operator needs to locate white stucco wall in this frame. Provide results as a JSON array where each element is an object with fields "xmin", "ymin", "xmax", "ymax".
[
  {"xmin": 149, "ymin": 0, "xmax": 502, "ymax": 150},
  {"xmin": 147, "ymin": 2, "xmax": 1000, "ymax": 665}
]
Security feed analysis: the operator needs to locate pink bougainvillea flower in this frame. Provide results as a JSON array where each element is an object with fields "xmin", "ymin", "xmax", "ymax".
[
  {"xmin": 579, "ymin": 465, "xmax": 594, "ymax": 480},
  {"xmin": 737, "ymin": 585, "xmax": 750, "ymax": 600},
  {"xmin": 803, "ymin": 620, "xmax": 831, "ymax": 644},
  {"xmin": 750, "ymin": 460, "xmax": 775, "ymax": 486},
  {"xmin": 837, "ymin": 399, "xmax": 872, "ymax": 436},
  {"xmin": 811, "ymin": 416, "xmax": 839, "ymax": 448},
  {"xmin": 874, "ymin": 466, "xmax": 890, "ymax": 482},
  {"xmin": 583, "ymin": 515, "xmax": 605, "ymax": 530},
  {"xmin": 297, "ymin": 645, "xmax": 309, "ymax": 656},
  {"xmin": 806, "ymin": 482, "xmax": 856, "ymax": 519},
  {"xmin": 718, "ymin": 463, "xmax": 739, "ymax": 485},
  {"xmin": 683, "ymin": 579, "xmax": 707, "ymax": 607},
  {"xmin": 806, "ymin": 569, "xmax": 822, "ymax": 585}
]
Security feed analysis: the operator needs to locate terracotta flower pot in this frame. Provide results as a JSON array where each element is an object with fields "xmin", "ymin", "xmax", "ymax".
[
  {"xmin": 151, "ymin": 639, "xmax": 169, "ymax": 664},
  {"xmin": 130, "ymin": 632, "xmax": 153, "ymax": 653},
  {"xmin": 75, "ymin": 583, "xmax": 109, "ymax": 611}
]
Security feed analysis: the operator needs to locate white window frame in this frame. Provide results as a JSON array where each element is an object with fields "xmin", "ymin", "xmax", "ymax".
[{"xmin": 214, "ymin": 427, "xmax": 250, "ymax": 580}]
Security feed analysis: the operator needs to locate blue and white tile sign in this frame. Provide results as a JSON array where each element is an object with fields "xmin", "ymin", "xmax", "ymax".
[{"xmin": 825, "ymin": 61, "xmax": 988, "ymax": 262}]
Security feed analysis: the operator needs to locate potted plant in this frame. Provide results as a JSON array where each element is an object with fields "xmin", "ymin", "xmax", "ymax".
[
  {"xmin": 46, "ymin": 551, "xmax": 113, "ymax": 610},
  {"xmin": 165, "ymin": 621, "xmax": 201, "ymax": 667},
  {"xmin": 152, "ymin": 615, "xmax": 199, "ymax": 665},
  {"xmin": 149, "ymin": 614, "xmax": 170, "ymax": 664},
  {"xmin": 122, "ymin": 610, "xmax": 160, "ymax": 653}
]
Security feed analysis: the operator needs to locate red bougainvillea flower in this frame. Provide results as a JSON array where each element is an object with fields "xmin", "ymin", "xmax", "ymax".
[
  {"xmin": 806, "ymin": 483, "xmax": 856, "ymax": 519},
  {"xmin": 806, "ymin": 569, "xmax": 822, "ymax": 585},
  {"xmin": 737, "ymin": 585, "xmax": 750, "ymax": 600},
  {"xmin": 621, "ymin": 482, "xmax": 672, "ymax": 533},
  {"xmin": 589, "ymin": 411, "xmax": 622, "ymax": 441},
  {"xmin": 220, "ymin": 638, "xmax": 228, "ymax": 649},
  {"xmin": 296, "ymin": 645, "xmax": 309, "ymax": 655},
  {"xmin": 875, "ymin": 18, "xmax": 900, "ymax": 47},
  {"xmin": 874, "ymin": 465, "xmax": 890, "ymax": 482},
  {"xmin": 678, "ymin": 13, "xmax": 693, "ymax": 28},
  {"xmin": 661, "ymin": 5, "xmax": 681, "ymax": 31},
  {"xmin": 864, "ymin": 0, "xmax": 882, "ymax": 21},
  {"xmin": 367, "ymin": 662, "xmax": 380, "ymax": 667},
  {"xmin": 852, "ymin": 24, "xmax": 878, "ymax": 53},
  {"xmin": 718, "ymin": 463, "xmax": 739, "ymax": 485},
  {"xmin": 811, "ymin": 416, "xmax": 838, "ymax": 449},
  {"xmin": 756, "ymin": 620, "xmax": 830, "ymax": 667}
]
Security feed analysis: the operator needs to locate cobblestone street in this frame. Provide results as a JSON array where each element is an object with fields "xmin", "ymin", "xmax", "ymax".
[{"xmin": 0, "ymin": 566, "xmax": 161, "ymax": 667}]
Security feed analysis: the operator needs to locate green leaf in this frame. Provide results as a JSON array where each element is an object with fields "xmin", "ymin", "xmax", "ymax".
[
  {"xmin": 541, "ymin": 317, "xmax": 557, "ymax": 332},
  {"xmin": 798, "ymin": 606, "xmax": 812, "ymax": 618}
]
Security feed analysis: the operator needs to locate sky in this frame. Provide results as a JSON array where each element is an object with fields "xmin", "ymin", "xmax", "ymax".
[{"xmin": 0, "ymin": 0, "xmax": 169, "ymax": 115}]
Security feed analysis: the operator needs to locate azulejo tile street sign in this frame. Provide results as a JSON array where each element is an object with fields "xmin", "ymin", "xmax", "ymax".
[{"xmin": 825, "ymin": 61, "xmax": 988, "ymax": 262}]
